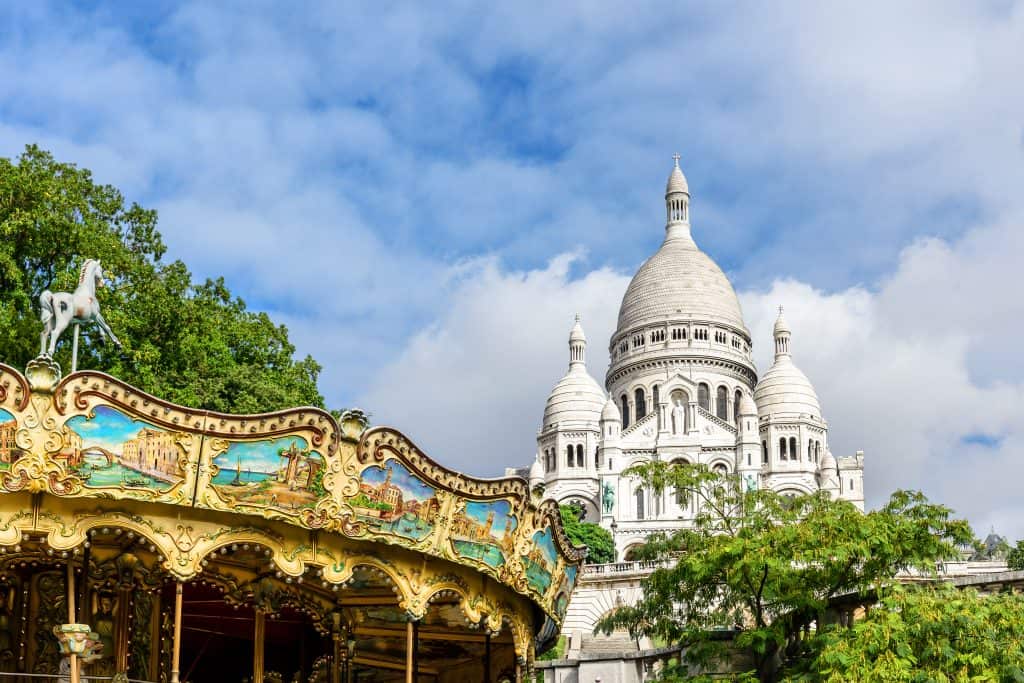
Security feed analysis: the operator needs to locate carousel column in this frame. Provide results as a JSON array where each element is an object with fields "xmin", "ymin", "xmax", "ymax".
[
  {"xmin": 404, "ymin": 618, "xmax": 418, "ymax": 683},
  {"xmin": 253, "ymin": 610, "xmax": 266, "ymax": 683},
  {"xmin": 170, "ymin": 582, "xmax": 183, "ymax": 683},
  {"xmin": 483, "ymin": 631, "xmax": 492, "ymax": 683},
  {"xmin": 115, "ymin": 584, "xmax": 133, "ymax": 672},
  {"xmin": 66, "ymin": 561, "xmax": 80, "ymax": 683}
]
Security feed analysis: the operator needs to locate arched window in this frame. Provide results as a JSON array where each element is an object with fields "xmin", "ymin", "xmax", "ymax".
[
  {"xmin": 762, "ymin": 441, "xmax": 768, "ymax": 464},
  {"xmin": 566, "ymin": 444, "xmax": 573, "ymax": 467},
  {"xmin": 674, "ymin": 486, "xmax": 689, "ymax": 510},
  {"xmin": 779, "ymin": 437, "xmax": 787, "ymax": 460},
  {"xmin": 635, "ymin": 388, "xmax": 647, "ymax": 420},
  {"xmin": 652, "ymin": 385, "xmax": 660, "ymax": 428},
  {"xmin": 716, "ymin": 386, "xmax": 728, "ymax": 420},
  {"xmin": 635, "ymin": 488, "xmax": 645, "ymax": 520},
  {"xmin": 815, "ymin": 441, "xmax": 821, "ymax": 462},
  {"xmin": 734, "ymin": 390, "xmax": 742, "ymax": 425},
  {"xmin": 713, "ymin": 463, "xmax": 728, "ymax": 476},
  {"xmin": 789, "ymin": 437, "xmax": 797, "ymax": 461},
  {"xmin": 698, "ymin": 383, "xmax": 710, "ymax": 411},
  {"xmin": 576, "ymin": 444, "xmax": 584, "ymax": 468},
  {"xmin": 621, "ymin": 395, "xmax": 630, "ymax": 429}
]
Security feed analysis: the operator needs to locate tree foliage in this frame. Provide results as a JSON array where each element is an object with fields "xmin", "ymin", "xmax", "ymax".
[
  {"xmin": 596, "ymin": 461, "xmax": 972, "ymax": 682},
  {"xmin": 790, "ymin": 585, "xmax": 1024, "ymax": 682},
  {"xmin": 0, "ymin": 145, "xmax": 324, "ymax": 412},
  {"xmin": 559, "ymin": 504, "xmax": 615, "ymax": 564},
  {"xmin": 1006, "ymin": 540, "xmax": 1024, "ymax": 571}
]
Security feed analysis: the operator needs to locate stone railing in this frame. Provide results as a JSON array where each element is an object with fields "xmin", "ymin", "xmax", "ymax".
[{"xmin": 581, "ymin": 559, "xmax": 667, "ymax": 577}]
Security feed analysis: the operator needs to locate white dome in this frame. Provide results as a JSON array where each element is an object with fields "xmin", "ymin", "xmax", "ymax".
[
  {"xmin": 542, "ymin": 316, "xmax": 605, "ymax": 430},
  {"xmin": 616, "ymin": 231, "xmax": 749, "ymax": 334},
  {"xmin": 569, "ymin": 315, "xmax": 586, "ymax": 342},
  {"xmin": 819, "ymin": 449, "xmax": 837, "ymax": 472},
  {"xmin": 529, "ymin": 457, "xmax": 544, "ymax": 484},
  {"xmin": 754, "ymin": 356, "xmax": 822, "ymax": 419},
  {"xmin": 542, "ymin": 367, "xmax": 605, "ymax": 430},
  {"xmin": 738, "ymin": 391, "xmax": 758, "ymax": 416},
  {"xmin": 666, "ymin": 160, "xmax": 689, "ymax": 195},
  {"xmin": 601, "ymin": 396, "xmax": 621, "ymax": 422}
]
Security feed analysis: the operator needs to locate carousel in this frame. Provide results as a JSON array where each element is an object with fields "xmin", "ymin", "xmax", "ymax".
[{"xmin": 0, "ymin": 261, "xmax": 584, "ymax": 683}]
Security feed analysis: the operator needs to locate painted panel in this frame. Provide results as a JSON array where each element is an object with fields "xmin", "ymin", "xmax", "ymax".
[
  {"xmin": 351, "ymin": 459, "xmax": 439, "ymax": 542},
  {"xmin": 208, "ymin": 437, "xmax": 326, "ymax": 512},
  {"xmin": 62, "ymin": 406, "xmax": 186, "ymax": 492},
  {"xmin": 522, "ymin": 527, "xmax": 557, "ymax": 595},
  {"xmin": 451, "ymin": 500, "xmax": 517, "ymax": 569},
  {"xmin": 0, "ymin": 408, "xmax": 23, "ymax": 469}
]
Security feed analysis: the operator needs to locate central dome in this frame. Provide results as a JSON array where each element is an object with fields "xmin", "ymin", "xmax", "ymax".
[{"xmin": 616, "ymin": 232, "xmax": 749, "ymax": 334}]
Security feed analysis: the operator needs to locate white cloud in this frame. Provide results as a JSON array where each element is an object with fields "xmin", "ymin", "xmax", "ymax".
[{"xmin": 355, "ymin": 253, "xmax": 629, "ymax": 475}]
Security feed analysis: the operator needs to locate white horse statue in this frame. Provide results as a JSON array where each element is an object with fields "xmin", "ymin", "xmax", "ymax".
[{"xmin": 39, "ymin": 258, "xmax": 121, "ymax": 357}]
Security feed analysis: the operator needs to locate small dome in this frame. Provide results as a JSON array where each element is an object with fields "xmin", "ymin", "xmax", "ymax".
[
  {"xmin": 774, "ymin": 307, "xmax": 791, "ymax": 336},
  {"xmin": 819, "ymin": 449, "xmax": 837, "ymax": 473},
  {"xmin": 529, "ymin": 457, "xmax": 544, "ymax": 484},
  {"xmin": 738, "ymin": 392, "xmax": 758, "ymax": 416},
  {"xmin": 542, "ymin": 368, "xmax": 605, "ymax": 430},
  {"xmin": 754, "ymin": 356, "xmax": 822, "ymax": 419},
  {"xmin": 601, "ymin": 396, "xmax": 621, "ymax": 422},
  {"xmin": 666, "ymin": 155, "xmax": 689, "ymax": 195},
  {"xmin": 569, "ymin": 314, "xmax": 586, "ymax": 342}
]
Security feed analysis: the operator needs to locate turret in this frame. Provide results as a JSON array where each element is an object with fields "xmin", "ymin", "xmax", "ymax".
[{"xmin": 735, "ymin": 391, "xmax": 760, "ymax": 490}]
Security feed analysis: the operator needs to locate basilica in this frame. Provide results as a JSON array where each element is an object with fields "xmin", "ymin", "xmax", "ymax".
[{"xmin": 521, "ymin": 158, "xmax": 865, "ymax": 562}]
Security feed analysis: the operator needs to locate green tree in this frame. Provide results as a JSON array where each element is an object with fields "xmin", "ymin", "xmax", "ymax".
[
  {"xmin": 1007, "ymin": 540, "xmax": 1024, "ymax": 571},
  {"xmin": 559, "ymin": 504, "xmax": 615, "ymax": 564},
  {"xmin": 597, "ymin": 461, "xmax": 972, "ymax": 682},
  {"xmin": 0, "ymin": 145, "xmax": 323, "ymax": 412},
  {"xmin": 789, "ymin": 584, "xmax": 1024, "ymax": 681}
]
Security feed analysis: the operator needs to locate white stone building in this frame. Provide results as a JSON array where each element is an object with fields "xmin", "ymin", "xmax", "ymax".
[{"xmin": 520, "ymin": 157, "xmax": 865, "ymax": 562}]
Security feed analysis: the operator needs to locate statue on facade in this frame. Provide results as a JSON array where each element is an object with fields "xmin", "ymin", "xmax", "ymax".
[
  {"xmin": 602, "ymin": 481, "xmax": 615, "ymax": 514},
  {"xmin": 39, "ymin": 259, "xmax": 121, "ymax": 366}
]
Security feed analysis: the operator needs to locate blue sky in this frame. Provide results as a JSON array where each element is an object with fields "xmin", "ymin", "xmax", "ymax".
[
  {"xmin": 2, "ymin": 2, "xmax": 1023, "ymax": 537},
  {"xmin": 66, "ymin": 405, "xmax": 160, "ymax": 452},
  {"xmin": 220, "ymin": 437, "xmax": 312, "ymax": 474}
]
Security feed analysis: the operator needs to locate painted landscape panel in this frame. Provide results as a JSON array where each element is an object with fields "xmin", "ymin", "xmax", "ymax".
[
  {"xmin": 554, "ymin": 564, "xmax": 579, "ymax": 619},
  {"xmin": 452, "ymin": 500, "xmax": 517, "ymax": 568},
  {"xmin": 211, "ymin": 438, "xmax": 325, "ymax": 511},
  {"xmin": 522, "ymin": 527, "xmax": 558, "ymax": 595},
  {"xmin": 0, "ymin": 409, "xmax": 23, "ymax": 471},
  {"xmin": 62, "ymin": 406, "xmax": 184, "ymax": 491},
  {"xmin": 352, "ymin": 459, "xmax": 439, "ymax": 542}
]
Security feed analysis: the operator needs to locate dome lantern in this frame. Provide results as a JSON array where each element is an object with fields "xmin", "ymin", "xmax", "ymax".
[
  {"xmin": 665, "ymin": 153, "xmax": 690, "ymax": 230},
  {"xmin": 569, "ymin": 313, "xmax": 587, "ymax": 369},
  {"xmin": 773, "ymin": 306, "xmax": 792, "ymax": 359}
]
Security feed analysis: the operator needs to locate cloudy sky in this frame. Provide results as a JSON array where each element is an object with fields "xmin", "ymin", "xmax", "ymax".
[{"xmin": 2, "ymin": 2, "xmax": 1022, "ymax": 538}]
